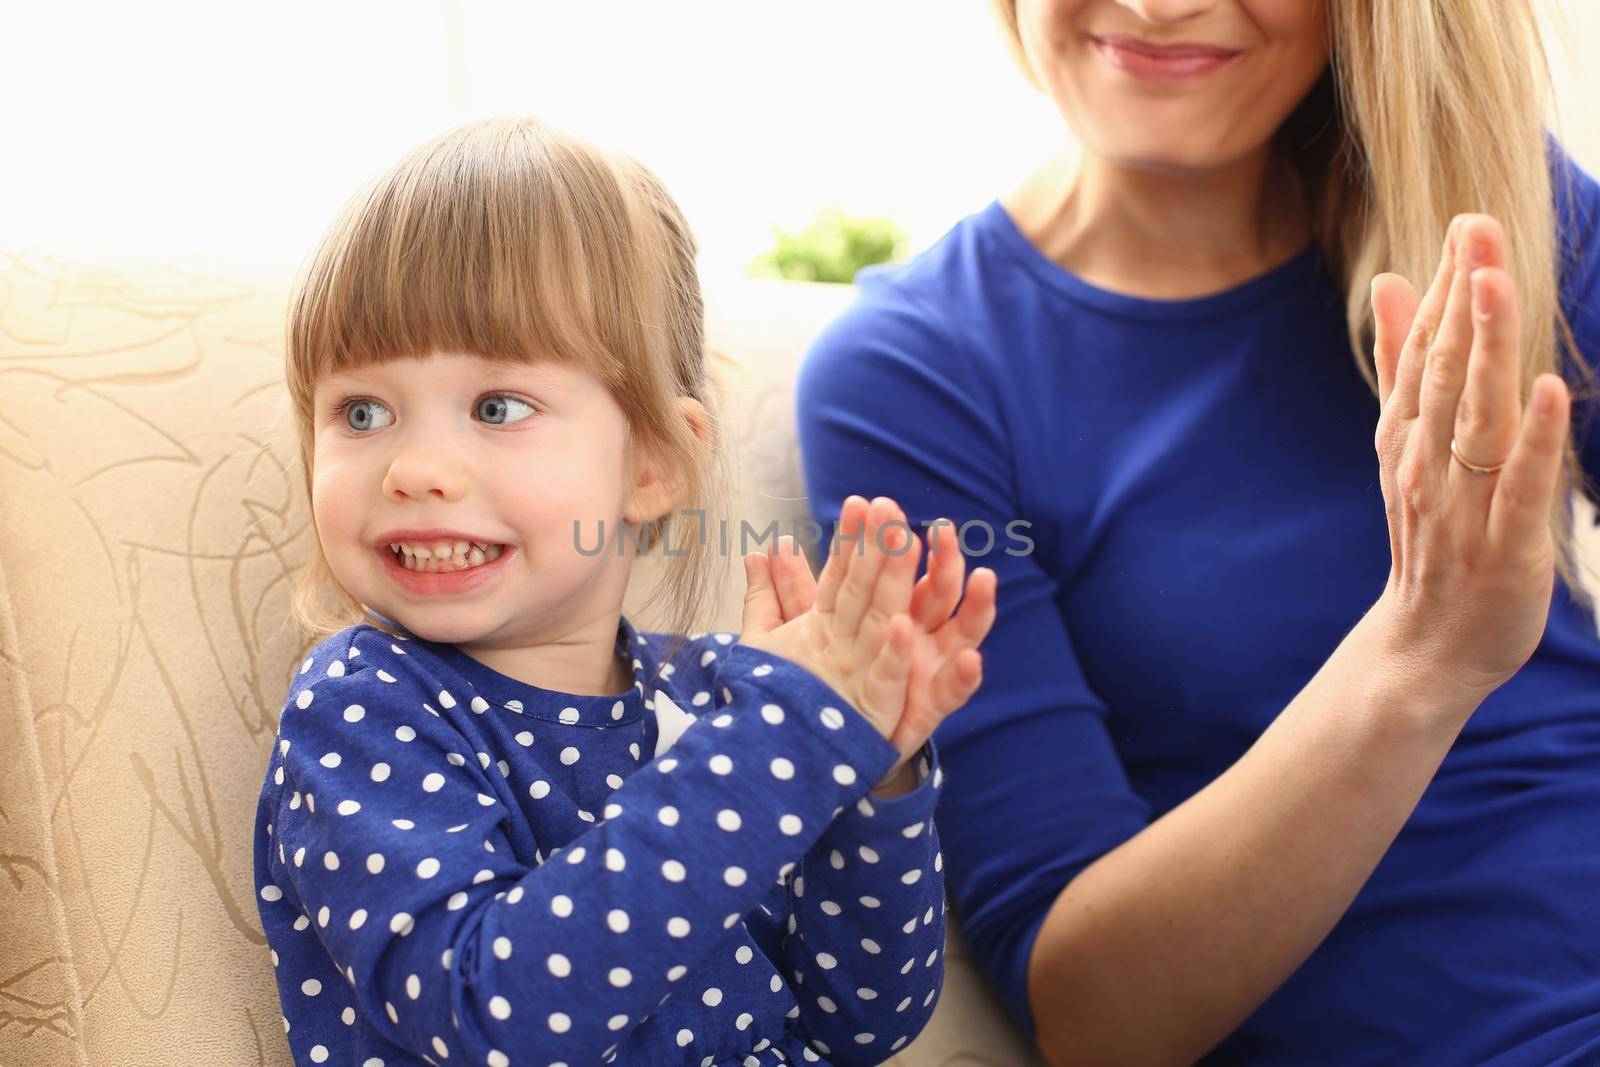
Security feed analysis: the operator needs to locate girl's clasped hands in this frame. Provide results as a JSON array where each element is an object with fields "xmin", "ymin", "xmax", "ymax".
[{"xmin": 739, "ymin": 494, "xmax": 999, "ymax": 797}]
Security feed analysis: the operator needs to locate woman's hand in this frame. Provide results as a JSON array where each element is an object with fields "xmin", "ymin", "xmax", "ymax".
[
  {"xmin": 740, "ymin": 497, "xmax": 996, "ymax": 796},
  {"xmin": 1369, "ymin": 213, "xmax": 1572, "ymax": 706}
]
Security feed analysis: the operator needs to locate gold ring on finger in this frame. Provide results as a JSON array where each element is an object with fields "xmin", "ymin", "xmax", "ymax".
[{"xmin": 1449, "ymin": 438, "xmax": 1506, "ymax": 476}]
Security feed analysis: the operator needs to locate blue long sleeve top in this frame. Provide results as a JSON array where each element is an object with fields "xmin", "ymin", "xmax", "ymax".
[
  {"xmin": 253, "ymin": 617, "xmax": 947, "ymax": 1067},
  {"xmin": 794, "ymin": 142, "xmax": 1600, "ymax": 1067}
]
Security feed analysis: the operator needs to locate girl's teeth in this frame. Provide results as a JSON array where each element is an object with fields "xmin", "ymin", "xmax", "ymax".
[{"xmin": 392, "ymin": 542, "xmax": 504, "ymax": 573}]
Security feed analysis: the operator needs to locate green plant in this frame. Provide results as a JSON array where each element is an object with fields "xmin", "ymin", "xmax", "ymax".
[{"xmin": 748, "ymin": 209, "xmax": 909, "ymax": 284}]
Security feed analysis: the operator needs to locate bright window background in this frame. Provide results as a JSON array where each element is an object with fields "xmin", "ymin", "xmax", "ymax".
[{"xmin": 3, "ymin": 1, "xmax": 1597, "ymax": 279}]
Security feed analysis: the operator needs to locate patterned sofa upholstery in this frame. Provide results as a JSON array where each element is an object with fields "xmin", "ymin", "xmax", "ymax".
[{"xmin": 0, "ymin": 250, "xmax": 1046, "ymax": 1066}]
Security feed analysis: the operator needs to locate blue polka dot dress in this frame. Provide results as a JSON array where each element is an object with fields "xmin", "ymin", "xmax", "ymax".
[{"xmin": 253, "ymin": 616, "xmax": 947, "ymax": 1066}]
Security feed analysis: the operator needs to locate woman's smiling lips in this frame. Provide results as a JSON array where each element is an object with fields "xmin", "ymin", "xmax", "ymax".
[{"xmin": 1090, "ymin": 33, "xmax": 1242, "ymax": 81}]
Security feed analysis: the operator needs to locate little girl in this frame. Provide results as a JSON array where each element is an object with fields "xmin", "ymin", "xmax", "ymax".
[{"xmin": 253, "ymin": 117, "xmax": 997, "ymax": 1067}]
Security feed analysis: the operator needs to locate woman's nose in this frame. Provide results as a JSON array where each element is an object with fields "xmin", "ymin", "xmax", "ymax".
[
  {"xmin": 1113, "ymin": 0, "xmax": 1215, "ymax": 23},
  {"xmin": 382, "ymin": 447, "xmax": 469, "ymax": 502}
]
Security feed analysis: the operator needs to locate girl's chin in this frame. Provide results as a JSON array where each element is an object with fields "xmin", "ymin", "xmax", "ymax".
[{"xmin": 381, "ymin": 613, "xmax": 498, "ymax": 647}]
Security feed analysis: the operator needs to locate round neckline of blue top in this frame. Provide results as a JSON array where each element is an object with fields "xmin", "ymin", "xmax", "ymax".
[
  {"xmin": 394, "ymin": 614, "xmax": 654, "ymax": 728},
  {"xmin": 980, "ymin": 198, "xmax": 1326, "ymax": 324}
]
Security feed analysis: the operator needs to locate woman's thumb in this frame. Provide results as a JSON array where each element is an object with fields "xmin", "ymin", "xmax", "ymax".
[{"xmin": 741, "ymin": 553, "xmax": 782, "ymax": 637}]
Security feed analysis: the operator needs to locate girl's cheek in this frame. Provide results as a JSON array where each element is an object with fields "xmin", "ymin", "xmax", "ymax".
[
  {"xmin": 312, "ymin": 446, "xmax": 370, "ymax": 489},
  {"xmin": 531, "ymin": 487, "xmax": 604, "ymax": 537},
  {"xmin": 310, "ymin": 464, "xmax": 363, "ymax": 536}
]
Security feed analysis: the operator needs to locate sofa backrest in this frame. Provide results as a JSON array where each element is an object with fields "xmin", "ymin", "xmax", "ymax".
[{"xmin": 0, "ymin": 252, "xmax": 1042, "ymax": 1066}]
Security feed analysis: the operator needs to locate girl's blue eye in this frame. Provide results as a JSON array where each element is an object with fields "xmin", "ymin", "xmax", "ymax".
[
  {"xmin": 476, "ymin": 394, "xmax": 537, "ymax": 425},
  {"xmin": 343, "ymin": 399, "xmax": 393, "ymax": 432},
  {"xmin": 331, "ymin": 393, "xmax": 535, "ymax": 432}
]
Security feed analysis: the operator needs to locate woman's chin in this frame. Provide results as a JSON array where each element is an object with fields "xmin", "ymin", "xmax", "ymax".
[{"xmin": 1086, "ymin": 127, "xmax": 1262, "ymax": 176}]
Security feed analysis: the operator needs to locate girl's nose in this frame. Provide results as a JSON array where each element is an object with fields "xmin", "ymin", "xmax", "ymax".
[
  {"xmin": 1113, "ymin": 0, "xmax": 1216, "ymax": 23},
  {"xmin": 382, "ymin": 448, "xmax": 469, "ymax": 502}
]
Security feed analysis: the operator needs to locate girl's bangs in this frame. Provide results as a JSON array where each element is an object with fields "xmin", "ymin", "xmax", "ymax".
[{"xmin": 290, "ymin": 122, "xmax": 634, "ymax": 390}]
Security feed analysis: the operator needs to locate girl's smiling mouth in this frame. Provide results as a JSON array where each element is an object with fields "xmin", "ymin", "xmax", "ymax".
[
  {"xmin": 388, "ymin": 540, "xmax": 506, "ymax": 571},
  {"xmin": 375, "ymin": 536, "xmax": 515, "ymax": 596}
]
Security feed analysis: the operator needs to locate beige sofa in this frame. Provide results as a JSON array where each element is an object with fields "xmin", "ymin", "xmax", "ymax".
[{"xmin": 0, "ymin": 250, "xmax": 1047, "ymax": 1066}]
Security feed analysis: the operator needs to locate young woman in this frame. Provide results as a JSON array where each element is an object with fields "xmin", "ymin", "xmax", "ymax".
[{"xmin": 796, "ymin": 1, "xmax": 1600, "ymax": 1064}]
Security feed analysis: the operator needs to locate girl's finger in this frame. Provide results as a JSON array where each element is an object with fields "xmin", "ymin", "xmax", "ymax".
[
  {"xmin": 1447, "ymin": 265, "xmax": 1522, "ymax": 510},
  {"xmin": 833, "ymin": 497, "xmax": 894, "ymax": 638},
  {"xmin": 939, "ymin": 566, "xmax": 999, "ymax": 653},
  {"xmin": 1487, "ymin": 374, "xmax": 1571, "ymax": 553},
  {"xmin": 1420, "ymin": 215, "xmax": 1503, "ymax": 476},
  {"xmin": 861, "ymin": 612, "xmax": 914, "ymax": 730},
  {"xmin": 929, "ymin": 648, "xmax": 984, "ymax": 719},
  {"xmin": 860, "ymin": 514, "xmax": 922, "ymax": 656},
  {"xmin": 768, "ymin": 535, "xmax": 818, "ymax": 621},
  {"xmin": 739, "ymin": 553, "xmax": 782, "ymax": 637},
  {"xmin": 815, "ymin": 495, "xmax": 867, "ymax": 615},
  {"xmin": 1391, "ymin": 220, "xmax": 1462, "ymax": 421},
  {"xmin": 887, "ymin": 705, "xmax": 938, "ymax": 762},
  {"xmin": 1372, "ymin": 273, "xmax": 1420, "ymax": 407},
  {"xmin": 910, "ymin": 519, "xmax": 965, "ymax": 630}
]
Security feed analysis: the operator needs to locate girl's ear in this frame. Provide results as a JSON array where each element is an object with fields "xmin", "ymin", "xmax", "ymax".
[{"xmin": 622, "ymin": 396, "xmax": 711, "ymax": 525}]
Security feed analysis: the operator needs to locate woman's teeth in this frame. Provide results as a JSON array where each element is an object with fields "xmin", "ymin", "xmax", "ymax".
[{"xmin": 388, "ymin": 540, "xmax": 505, "ymax": 572}]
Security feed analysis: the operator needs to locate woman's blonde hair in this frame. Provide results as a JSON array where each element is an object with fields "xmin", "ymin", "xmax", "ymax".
[
  {"xmin": 990, "ymin": 0, "xmax": 1599, "ymax": 608},
  {"xmin": 281, "ymin": 116, "xmax": 729, "ymax": 662}
]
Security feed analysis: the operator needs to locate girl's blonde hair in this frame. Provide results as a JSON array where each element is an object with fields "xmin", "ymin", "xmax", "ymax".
[
  {"xmin": 990, "ymin": 0, "xmax": 1599, "ymax": 609},
  {"xmin": 282, "ymin": 116, "xmax": 729, "ymax": 660}
]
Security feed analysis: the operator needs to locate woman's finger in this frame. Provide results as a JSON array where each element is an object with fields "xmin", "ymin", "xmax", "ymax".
[
  {"xmin": 739, "ymin": 552, "xmax": 782, "ymax": 637},
  {"xmin": 1487, "ymin": 374, "xmax": 1571, "ymax": 553},
  {"xmin": 1420, "ymin": 215, "xmax": 1504, "ymax": 477},
  {"xmin": 1447, "ymin": 265, "xmax": 1522, "ymax": 508},
  {"xmin": 1391, "ymin": 220, "xmax": 1461, "ymax": 421},
  {"xmin": 768, "ymin": 535, "xmax": 818, "ymax": 621},
  {"xmin": 1372, "ymin": 273, "xmax": 1420, "ymax": 407},
  {"xmin": 814, "ymin": 495, "xmax": 866, "ymax": 615}
]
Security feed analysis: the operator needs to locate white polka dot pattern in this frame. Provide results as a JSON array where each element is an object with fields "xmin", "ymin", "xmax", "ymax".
[{"xmin": 253, "ymin": 621, "xmax": 945, "ymax": 1065}]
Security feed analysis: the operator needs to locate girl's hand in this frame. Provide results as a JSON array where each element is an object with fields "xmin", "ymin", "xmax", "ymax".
[
  {"xmin": 742, "ymin": 501, "xmax": 996, "ymax": 797},
  {"xmin": 1369, "ymin": 213, "xmax": 1572, "ymax": 706},
  {"xmin": 883, "ymin": 517, "xmax": 996, "ymax": 794},
  {"xmin": 739, "ymin": 496, "xmax": 918, "ymax": 749}
]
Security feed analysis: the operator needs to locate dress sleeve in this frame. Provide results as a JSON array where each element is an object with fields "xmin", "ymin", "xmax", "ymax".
[
  {"xmin": 260, "ymin": 638, "xmax": 904, "ymax": 1066},
  {"xmin": 1551, "ymin": 135, "xmax": 1600, "ymax": 489},
  {"xmin": 795, "ymin": 285, "xmax": 1153, "ymax": 1037},
  {"xmin": 779, "ymin": 741, "xmax": 947, "ymax": 1065}
]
